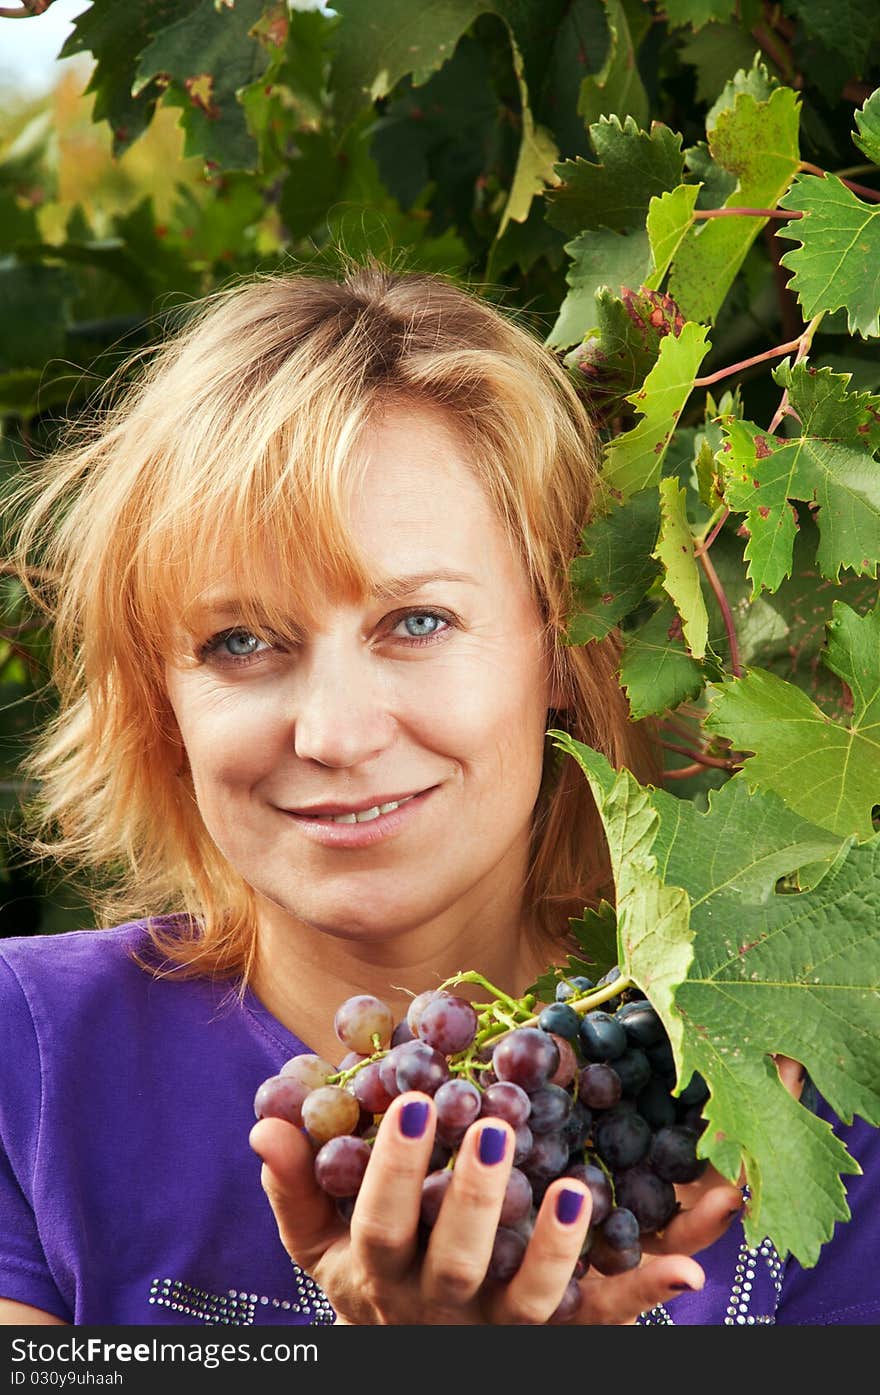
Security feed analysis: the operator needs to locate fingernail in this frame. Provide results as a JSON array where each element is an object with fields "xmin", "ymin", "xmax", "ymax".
[
  {"xmin": 556, "ymin": 1188, "xmax": 585, "ymax": 1225},
  {"xmin": 400, "ymin": 1101, "xmax": 429, "ymax": 1138},
  {"xmin": 728, "ymin": 1206, "xmax": 744, "ymax": 1218},
  {"xmin": 478, "ymin": 1126, "xmax": 507, "ymax": 1165},
  {"xmin": 669, "ymin": 1281, "xmax": 695, "ymax": 1292}
]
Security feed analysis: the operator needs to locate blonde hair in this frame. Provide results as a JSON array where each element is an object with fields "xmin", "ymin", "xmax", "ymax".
[{"xmin": 6, "ymin": 263, "xmax": 655, "ymax": 981}]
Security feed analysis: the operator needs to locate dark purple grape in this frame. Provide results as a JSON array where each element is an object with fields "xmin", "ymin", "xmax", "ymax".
[
  {"xmin": 526, "ymin": 1083, "xmax": 573, "ymax": 1135},
  {"xmin": 499, "ymin": 1167, "xmax": 534, "ymax": 1226},
  {"xmin": 677, "ymin": 1104, "xmax": 709, "ymax": 1136},
  {"xmin": 253, "ymin": 1075, "xmax": 309, "ymax": 1126},
  {"xmin": 481, "ymin": 1080, "xmax": 532, "ymax": 1128},
  {"xmin": 336, "ymin": 1196, "xmax": 356, "ymax": 1224},
  {"xmin": 522, "ymin": 1130, "xmax": 569, "ymax": 1182},
  {"xmin": 492, "ymin": 1028, "xmax": 559, "ymax": 1093},
  {"xmin": 549, "ymin": 1276, "xmax": 582, "ymax": 1324},
  {"xmin": 378, "ymin": 1046, "xmax": 404, "ymax": 1099},
  {"xmin": 390, "ymin": 1019, "xmax": 415, "ymax": 1046},
  {"xmin": 593, "ymin": 1108, "xmax": 651, "ymax": 1171},
  {"xmin": 547, "ymin": 1034, "xmax": 578, "ymax": 1088},
  {"xmin": 350, "ymin": 1060, "xmax": 395, "ymax": 1114},
  {"xmin": 614, "ymin": 1164, "xmax": 678, "ymax": 1232},
  {"xmin": 578, "ymin": 1062, "xmax": 622, "ymax": 1110},
  {"xmin": 487, "ymin": 1227, "xmax": 527, "ymax": 1281},
  {"xmin": 313, "ymin": 1134, "xmax": 372, "ymax": 1197},
  {"xmin": 512, "ymin": 1123, "xmax": 534, "ymax": 1166},
  {"xmin": 612, "ymin": 1046, "xmax": 652, "ymax": 1097},
  {"xmin": 627, "ymin": 1171, "xmax": 676, "ymax": 1231},
  {"xmin": 646, "ymin": 1039, "xmax": 676, "ymax": 1077},
  {"xmin": 564, "ymin": 1162, "xmax": 613, "ymax": 1227},
  {"xmin": 562, "ymin": 1099, "xmax": 593, "ymax": 1151},
  {"xmin": 615, "ymin": 1000, "xmax": 666, "ymax": 1048},
  {"xmin": 420, "ymin": 1169, "xmax": 454, "ymax": 1228},
  {"xmin": 393, "ymin": 1041, "xmax": 451, "ymax": 1095},
  {"xmin": 537, "ymin": 1002, "xmax": 581, "ymax": 1041},
  {"xmin": 601, "ymin": 1206, "xmax": 641, "ymax": 1251},
  {"xmin": 678, "ymin": 1071, "xmax": 710, "ymax": 1108},
  {"xmin": 579, "ymin": 1011, "xmax": 627, "ymax": 1063},
  {"xmin": 636, "ymin": 1077, "xmax": 677, "ymax": 1128},
  {"xmin": 433, "ymin": 1078, "xmax": 482, "ymax": 1145},
  {"xmin": 555, "ymin": 975, "xmax": 594, "ymax": 1003},
  {"xmin": 588, "ymin": 1238, "xmax": 641, "ymax": 1275},
  {"xmin": 649, "ymin": 1125, "xmax": 708, "ymax": 1183},
  {"xmin": 427, "ymin": 1137, "xmax": 453, "ymax": 1171},
  {"xmin": 417, "ymin": 994, "xmax": 478, "ymax": 1055}
]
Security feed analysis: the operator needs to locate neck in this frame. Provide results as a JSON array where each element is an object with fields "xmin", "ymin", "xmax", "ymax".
[{"xmin": 248, "ymin": 893, "xmax": 558, "ymax": 1066}]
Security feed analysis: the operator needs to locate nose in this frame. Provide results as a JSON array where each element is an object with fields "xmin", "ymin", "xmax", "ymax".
[{"xmin": 291, "ymin": 641, "xmax": 396, "ymax": 768}]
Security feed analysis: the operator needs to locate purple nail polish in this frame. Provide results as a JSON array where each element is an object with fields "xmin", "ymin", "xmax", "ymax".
[
  {"xmin": 479, "ymin": 1126, "xmax": 507, "ymax": 1165},
  {"xmin": 400, "ymin": 1101, "xmax": 429, "ymax": 1138},
  {"xmin": 556, "ymin": 1188, "xmax": 585, "ymax": 1225}
]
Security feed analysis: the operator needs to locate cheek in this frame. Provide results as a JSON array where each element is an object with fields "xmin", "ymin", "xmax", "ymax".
[{"xmin": 422, "ymin": 647, "xmax": 549, "ymax": 787}]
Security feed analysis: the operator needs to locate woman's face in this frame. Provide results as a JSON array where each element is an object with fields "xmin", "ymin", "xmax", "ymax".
[{"xmin": 164, "ymin": 403, "xmax": 557, "ymax": 949}]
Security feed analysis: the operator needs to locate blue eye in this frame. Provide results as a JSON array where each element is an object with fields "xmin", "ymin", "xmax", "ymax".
[
  {"xmin": 399, "ymin": 613, "xmax": 444, "ymax": 638},
  {"xmin": 199, "ymin": 628, "xmax": 274, "ymax": 666}
]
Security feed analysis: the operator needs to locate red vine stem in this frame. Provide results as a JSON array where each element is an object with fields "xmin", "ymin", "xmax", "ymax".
[
  {"xmin": 0, "ymin": 0, "xmax": 55, "ymax": 13},
  {"xmin": 692, "ymin": 207, "xmax": 801, "ymax": 220},
  {"xmin": 798, "ymin": 161, "xmax": 880, "ymax": 202},
  {"xmin": 661, "ymin": 763, "xmax": 704, "ymax": 781},
  {"xmin": 694, "ymin": 509, "xmax": 730, "ymax": 558},
  {"xmin": 693, "ymin": 333, "xmax": 806, "ymax": 388},
  {"xmin": 698, "ymin": 545, "xmax": 742, "ymax": 677},
  {"xmin": 661, "ymin": 740, "xmax": 739, "ymax": 771},
  {"xmin": 767, "ymin": 313, "xmax": 823, "ymax": 432}
]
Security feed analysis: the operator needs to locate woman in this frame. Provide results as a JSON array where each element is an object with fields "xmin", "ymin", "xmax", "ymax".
[{"xmin": 1, "ymin": 266, "xmax": 874, "ymax": 1326}]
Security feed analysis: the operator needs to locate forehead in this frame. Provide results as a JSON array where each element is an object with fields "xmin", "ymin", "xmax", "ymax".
[{"xmin": 180, "ymin": 404, "xmax": 532, "ymax": 625}]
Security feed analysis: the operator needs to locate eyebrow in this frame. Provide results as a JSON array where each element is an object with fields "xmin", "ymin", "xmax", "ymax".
[{"xmin": 194, "ymin": 569, "xmax": 479, "ymax": 616}]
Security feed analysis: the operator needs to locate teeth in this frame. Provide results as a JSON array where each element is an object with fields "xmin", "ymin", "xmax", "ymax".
[{"xmin": 326, "ymin": 795, "xmax": 416, "ymax": 824}]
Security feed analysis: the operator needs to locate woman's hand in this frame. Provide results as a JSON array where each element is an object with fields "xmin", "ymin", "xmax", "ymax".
[{"xmin": 249, "ymin": 1091, "xmax": 743, "ymax": 1325}]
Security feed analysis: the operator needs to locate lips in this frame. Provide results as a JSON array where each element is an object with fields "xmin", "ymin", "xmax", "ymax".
[{"xmin": 285, "ymin": 790, "xmax": 426, "ymax": 817}]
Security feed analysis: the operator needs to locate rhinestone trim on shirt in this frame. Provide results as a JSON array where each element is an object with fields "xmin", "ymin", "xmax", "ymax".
[
  {"xmin": 148, "ymin": 1264, "xmax": 335, "ymax": 1325},
  {"xmin": 637, "ymin": 1234, "xmax": 785, "ymax": 1326}
]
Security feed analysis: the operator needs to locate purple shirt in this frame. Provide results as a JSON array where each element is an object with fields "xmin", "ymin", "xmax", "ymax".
[{"xmin": 1, "ymin": 917, "xmax": 877, "ymax": 1325}]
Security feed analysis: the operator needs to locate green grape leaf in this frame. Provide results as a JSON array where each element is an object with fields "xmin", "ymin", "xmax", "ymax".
[
  {"xmin": 706, "ymin": 598, "xmax": 880, "ymax": 840},
  {"xmin": 134, "ymin": 0, "xmax": 271, "ymax": 170},
  {"xmin": 529, "ymin": 899, "xmax": 618, "ymax": 1002},
  {"xmin": 652, "ymin": 477, "xmax": 709, "ymax": 658},
  {"xmin": 59, "ymin": 0, "xmax": 199, "ymax": 154},
  {"xmin": 678, "ymin": 24, "xmax": 761, "ymax": 106},
  {"xmin": 497, "ymin": 29, "xmax": 560, "ymax": 236},
  {"xmin": 550, "ymin": 735, "xmax": 876, "ymax": 1266},
  {"xmin": 670, "ymin": 80, "xmax": 801, "ymax": 323},
  {"xmin": 329, "ymin": 0, "xmax": 482, "ymax": 123},
  {"xmin": 546, "ymin": 115, "xmax": 684, "ymax": 236},
  {"xmin": 564, "ymin": 286, "xmax": 688, "ymax": 418},
  {"xmin": 0, "ymin": 261, "xmax": 75, "ymax": 373},
  {"xmin": 601, "ymin": 321, "xmax": 711, "ymax": 501},
  {"xmin": 566, "ymin": 489, "xmax": 660, "ymax": 642},
  {"xmin": 619, "ymin": 601, "xmax": 705, "ymax": 718},
  {"xmin": 784, "ymin": 0, "xmax": 876, "ymax": 72},
  {"xmin": 644, "ymin": 183, "xmax": 701, "ymax": 290},
  {"xmin": 546, "ymin": 228, "xmax": 651, "ymax": 350},
  {"xmin": 709, "ymin": 517, "xmax": 878, "ymax": 720},
  {"xmin": 853, "ymin": 89, "xmax": 880, "ymax": 165},
  {"xmin": 778, "ymin": 174, "xmax": 880, "ymax": 339},
  {"xmin": 661, "ymin": 0, "xmax": 737, "ymax": 28},
  {"xmin": 718, "ymin": 362, "xmax": 880, "ymax": 594},
  {"xmin": 577, "ymin": 0, "xmax": 649, "ymax": 130}
]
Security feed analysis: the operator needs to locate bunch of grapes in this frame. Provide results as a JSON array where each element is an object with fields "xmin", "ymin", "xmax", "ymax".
[{"xmin": 253, "ymin": 968, "xmax": 710, "ymax": 1308}]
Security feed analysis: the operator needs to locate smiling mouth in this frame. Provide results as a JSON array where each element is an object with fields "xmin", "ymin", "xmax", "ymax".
[{"xmin": 289, "ymin": 793, "xmax": 421, "ymax": 825}]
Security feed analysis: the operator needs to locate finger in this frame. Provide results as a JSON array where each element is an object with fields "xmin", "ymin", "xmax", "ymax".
[
  {"xmin": 643, "ymin": 1177, "xmax": 744, "ymax": 1256},
  {"xmin": 249, "ymin": 1116, "xmax": 341, "ymax": 1272},
  {"xmin": 486, "ymin": 1178, "xmax": 592, "ymax": 1325},
  {"xmin": 347, "ymin": 1092, "xmax": 438, "ymax": 1283},
  {"xmin": 579, "ymin": 1253, "xmax": 708, "ymax": 1325},
  {"xmin": 420, "ymin": 1119, "xmax": 515, "ymax": 1309},
  {"xmin": 774, "ymin": 1053, "xmax": 806, "ymax": 1099}
]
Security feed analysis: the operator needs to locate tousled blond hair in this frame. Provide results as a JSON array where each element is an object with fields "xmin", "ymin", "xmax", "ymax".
[{"xmin": 6, "ymin": 263, "xmax": 656, "ymax": 981}]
